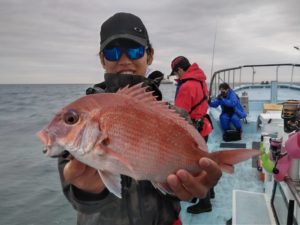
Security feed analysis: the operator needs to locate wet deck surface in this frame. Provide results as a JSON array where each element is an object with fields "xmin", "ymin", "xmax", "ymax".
[
  {"xmin": 166, "ymin": 84, "xmax": 300, "ymax": 225},
  {"xmin": 180, "ymin": 124, "xmax": 264, "ymax": 225}
]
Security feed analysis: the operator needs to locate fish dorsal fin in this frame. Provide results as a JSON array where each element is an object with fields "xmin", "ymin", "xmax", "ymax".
[
  {"xmin": 117, "ymin": 83, "xmax": 208, "ymax": 151},
  {"xmin": 117, "ymin": 83, "xmax": 187, "ymax": 122},
  {"xmin": 117, "ymin": 83, "xmax": 159, "ymax": 105}
]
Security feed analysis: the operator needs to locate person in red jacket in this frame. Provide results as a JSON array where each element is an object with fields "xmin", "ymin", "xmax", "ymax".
[{"xmin": 170, "ymin": 56, "xmax": 214, "ymax": 214}]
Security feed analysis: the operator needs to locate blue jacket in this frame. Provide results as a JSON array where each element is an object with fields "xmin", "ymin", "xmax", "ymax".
[{"xmin": 209, "ymin": 89, "xmax": 247, "ymax": 118}]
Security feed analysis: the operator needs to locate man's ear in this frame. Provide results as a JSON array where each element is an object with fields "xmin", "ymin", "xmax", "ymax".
[
  {"xmin": 147, "ymin": 48, "xmax": 154, "ymax": 65},
  {"xmin": 177, "ymin": 68, "xmax": 183, "ymax": 74},
  {"xmin": 99, "ymin": 53, "xmax": 105, "ymax": 67}
]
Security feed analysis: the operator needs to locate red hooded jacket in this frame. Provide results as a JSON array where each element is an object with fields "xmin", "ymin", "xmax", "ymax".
[{"xmin": 175, "ymin": 63, "xmax": 213, "ymax": 137}]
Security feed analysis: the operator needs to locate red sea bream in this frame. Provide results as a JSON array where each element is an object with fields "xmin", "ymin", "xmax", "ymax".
[{"xmin": 37, "ymin": 83, "xmax": 259, "ymax": 198}]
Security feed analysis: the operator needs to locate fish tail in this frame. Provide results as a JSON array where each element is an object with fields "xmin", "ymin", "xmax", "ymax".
[{"xmin": 209, "ymin": 149, "xmax": 260, "ymax": 173}]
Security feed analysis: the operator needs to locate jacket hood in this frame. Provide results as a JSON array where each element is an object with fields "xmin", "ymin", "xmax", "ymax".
[{"xmin": 180, "ymin": 63, "xmax": 207, "ymax": 81}]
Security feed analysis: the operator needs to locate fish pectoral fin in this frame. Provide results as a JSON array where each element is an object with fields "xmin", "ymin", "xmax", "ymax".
[
  {"xmin": 98, "ymin": 170, "xmax": 122, "ymax": 198},
  {"xmin": 99, "ymin": 133, "xmax": 110, "ymax": 147},
  {"xmin": 151, "ymin": 182, "xmax": 175, "ymax": 196},
  {"xmin": 93, "ymin": 133, "xmax": 110, "ymax": 155},
  {"xmin": 106, "ymin": 149, "xmax": 134, "ymax": 173},
  {"xmin": 94, "ymin": 139, "xmax": 134, "ymax": 174}
]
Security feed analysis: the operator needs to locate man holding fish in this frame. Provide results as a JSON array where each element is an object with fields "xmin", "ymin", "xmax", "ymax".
[{"xmin": 37, "ymin": 12, "xmax": 259, "ymax": 225}]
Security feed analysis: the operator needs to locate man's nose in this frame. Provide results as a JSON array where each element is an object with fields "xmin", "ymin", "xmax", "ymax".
[{"xmin": 118, "ymin": 52, "xmax": 132, "ymax": 64}]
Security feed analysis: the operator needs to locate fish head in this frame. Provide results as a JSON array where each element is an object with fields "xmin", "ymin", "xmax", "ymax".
[{"xmin": 36, "ymin": 97, "xmax": 102, "ymax": 158}]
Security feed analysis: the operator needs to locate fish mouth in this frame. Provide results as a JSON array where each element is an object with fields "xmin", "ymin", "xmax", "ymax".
[{"xmin": 43, "ymin": 145, "xmax": 68, "ymax": 158}]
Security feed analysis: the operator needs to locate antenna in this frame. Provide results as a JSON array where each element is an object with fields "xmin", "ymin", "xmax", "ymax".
[{"xmin": 210, "ymin": 22, "xmax": 218, "ymax": 79}]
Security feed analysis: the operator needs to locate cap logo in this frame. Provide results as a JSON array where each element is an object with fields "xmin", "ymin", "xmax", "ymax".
[{"xmin": 134, "ymin": 27, "xmax": 143, "ymax": 33}]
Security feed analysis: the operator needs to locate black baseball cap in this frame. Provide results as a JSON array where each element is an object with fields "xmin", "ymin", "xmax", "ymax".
[
  {"xmin": 100, "ymin": 12, "xmax": 150, "ymax": 51},
  {"xmin": 170, "ymin": 56, "xmax": 190, "ymax": 75}
]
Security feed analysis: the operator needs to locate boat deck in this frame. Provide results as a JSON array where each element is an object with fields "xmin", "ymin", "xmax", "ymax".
[
  {"xmin": 180, "ymin": 118, "xmax": 264, "ymax": 225},
  {"xmin": 180, "ymin": 85, "xmax": 300, "ymax": 225}
]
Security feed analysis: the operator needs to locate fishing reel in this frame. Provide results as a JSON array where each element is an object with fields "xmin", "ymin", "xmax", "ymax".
[
  {"xmin": 281, "ymin": 100, "xmax": 300, "ymax": 133},
  {"xmin": 269, "ymin": 137, "xmax": 282, "ymax": 161},
  {"xmin": 269, "ymin": 137, "xmax": 284, "ymax": 174},
  {"xmin": 260, "ymin": 131, "xmax": 300, "ymax": 181},
  {"xmin": 260, "ymin": 137, "xmax": 285, "ymax": 175}
]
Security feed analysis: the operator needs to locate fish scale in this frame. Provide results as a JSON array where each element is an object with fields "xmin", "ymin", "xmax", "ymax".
[
  {"xmin": 104, "ymin": 108, "xmax": 197, "ymax": 175},
  {"xmin": 104, "ymin": 111, "xmax": 169, "ymax": 176}
]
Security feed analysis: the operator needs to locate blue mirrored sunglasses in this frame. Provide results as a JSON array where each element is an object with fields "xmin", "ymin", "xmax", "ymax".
[{"xmin": 102, "ymin": 46, "xmax": 146, "ymax": 61}]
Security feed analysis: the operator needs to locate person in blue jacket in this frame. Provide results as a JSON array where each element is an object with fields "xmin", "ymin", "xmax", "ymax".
[{"xmin": 209, "ymin": 83, "xmax": 246, "ymax": 133}]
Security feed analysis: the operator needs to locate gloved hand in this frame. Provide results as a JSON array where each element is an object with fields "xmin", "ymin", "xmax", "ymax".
[{"xmin": 217, "ymin": 94, "xmax": 223, "ymax": 100}]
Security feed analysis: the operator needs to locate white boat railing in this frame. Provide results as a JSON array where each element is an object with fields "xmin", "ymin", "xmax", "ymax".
[{"xmin": 209, "ymin": 63, "xmax": 300, "ymax": 98}]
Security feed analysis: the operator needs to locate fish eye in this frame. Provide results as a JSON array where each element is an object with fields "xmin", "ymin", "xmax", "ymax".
[{"xmin": 63, "ymin": 109, "xmax": 79, "ymax": 125}]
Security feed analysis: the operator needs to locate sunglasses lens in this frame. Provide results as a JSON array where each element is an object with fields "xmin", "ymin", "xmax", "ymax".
[
  {"xmin": 126, "ymin": 46, "xmax": 145, "ymax": 60},
  {"xmin": 103, "ymin": 46, "xmax": 145, "ymax": 61},
  {"xmin": 103, "ymin": 47, "xmax": 121, "ymax": 61}
]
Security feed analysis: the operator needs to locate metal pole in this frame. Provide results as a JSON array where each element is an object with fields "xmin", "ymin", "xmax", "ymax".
[
  {"xmin": 239, "ymin": 68, "xmax": 242, "ymax": 86},
  {"xmin": 251, "ymin": 67, "xmax": 255, "ymax": 85},
  {"xmin": 291, "ymin": 65, "xmax": 294, "ymax": 84},
  {"xmin": 233, "ymin": 70, "xmax": 235, "ymax": 89},
  {"xmin": 210, "ymin": 23, "xmax": 218, "ymax": 79}
]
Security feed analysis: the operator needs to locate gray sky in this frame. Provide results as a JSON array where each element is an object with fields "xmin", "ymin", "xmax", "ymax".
[{"xmin": 0, "ymin": 0, "xmax": 299, "ymax": 84}]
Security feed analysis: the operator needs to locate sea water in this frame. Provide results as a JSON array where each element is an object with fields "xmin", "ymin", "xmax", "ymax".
[
  {"xmin": 0, "ymin": 84, "xmax": 176, "ymax": 225},
  {"xmin": 0, "ymin": 84, "xmax": 265, "ymax": 225}
]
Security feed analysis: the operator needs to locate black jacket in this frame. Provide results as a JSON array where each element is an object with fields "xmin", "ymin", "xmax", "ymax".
[{"xmin": 58, "ymin": 74, "xmax": 180, "ymax": 225}]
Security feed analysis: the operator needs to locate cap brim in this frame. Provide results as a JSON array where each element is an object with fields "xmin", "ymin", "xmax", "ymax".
[
  {"xmin": 100, "ymin": 34, "xmax": 148, "ymax": 51},
  {"xmin": 169, "ymin": 70, "xmax": 176, "ymax": 76}
]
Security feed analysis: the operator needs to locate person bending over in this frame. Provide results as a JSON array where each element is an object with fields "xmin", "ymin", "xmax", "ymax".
[
  {"xmin": 170, "ymin": 56, "xmax": 214, "ymax": 214},
  {"xmin": 209, "ymin": 82, "xmax": 246, "ymax": 135}
]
